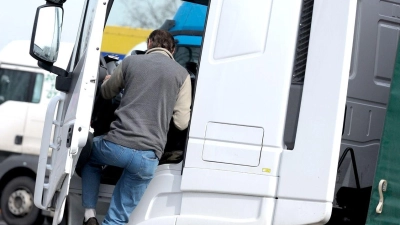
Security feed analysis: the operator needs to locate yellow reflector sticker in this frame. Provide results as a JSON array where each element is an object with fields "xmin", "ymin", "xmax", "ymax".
[{"xmin": 262, "ymin": 168, "xmax": 271, "ymax": 173}]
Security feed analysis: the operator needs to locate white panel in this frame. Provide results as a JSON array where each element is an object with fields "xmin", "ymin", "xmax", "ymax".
[
  {"xmin": 203, "ymin": 140, "xmax": 261, "ymax": 166},
  {"xmin": 205, "ymin": 122, "xmax": 264, "ymax": 144},
  {"xmin": 189, "ymin": 0, "xmax": 302, "ymax": 150},
  {"xmin": 214, "ymin": 0, "xmax": 272, "ymax": 60},
  {"xmin": 273, "ymin": 199, "xmax": 331, "ymax": 225},
  {"xmin": 181, "ymin": 193, "xmax": 262, "ymax": 219},
  {"xmin": 187, "ymin": 139, "xmax": 282, "ymax": 176},
  {"xmin": 147, "ymin": 193, "xmax": 182, "ymax": 218},
  {"xmin": 181, "ymin": 167, "xmax": 278, "ymax": 197},
  {"xmin": 185, "ymin": 0, "xmax": 302, "ymax": 195},
  {"xmin": 177, "ymin": 197, "xmax": 275, "ymax": 225},
  {"xmin": 129, "ymin": 165, "xmax": 183, "ymax": 224},
  {"xmin": 203, "ymin": 123, "xmax": 263, "ymax": 166},
  {"xmin": 277, "ymin": 0, "xmax": 357, "ymax": 205},
  {"xmin": 136, "ymin": 217, "xmax": 177, "ymax": 225}
]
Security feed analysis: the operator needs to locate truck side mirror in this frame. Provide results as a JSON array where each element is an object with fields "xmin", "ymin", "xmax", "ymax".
[{"xmin": 30, "ymin": 4, "xmax": 63, "ymax": 63}]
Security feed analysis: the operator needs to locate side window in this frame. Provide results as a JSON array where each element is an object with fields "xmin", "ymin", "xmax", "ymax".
[
  {"xmin": 0, "ymin": 68, "xmax": 44, "ymax": 104},
  {"xmin": 73, "ymin": 0, "xmax": 98, "ymax": 66}
]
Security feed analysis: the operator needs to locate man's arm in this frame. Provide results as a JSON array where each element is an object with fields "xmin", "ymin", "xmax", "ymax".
[
  {"xmin": 173, "ymin": 75, "xmax": 192, "ymax": 130},
  {"xmin": 101, "ymin": 62, "xmax": 125, "ymax": 99}
]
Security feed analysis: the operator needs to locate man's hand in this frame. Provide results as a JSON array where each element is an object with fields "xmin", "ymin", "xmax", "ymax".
[
  {"xmin": 104, "ymin": 75, "xmax": 111, "ymax": 82},
  {"xmin": 101, "ymin": 63, "xmax": 125, "ymax": 99}
]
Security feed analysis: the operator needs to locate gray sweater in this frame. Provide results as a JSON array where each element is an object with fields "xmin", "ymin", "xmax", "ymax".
[{"xmin": 101, "ymin": 48, "xmax": 191, "ymax": 159}]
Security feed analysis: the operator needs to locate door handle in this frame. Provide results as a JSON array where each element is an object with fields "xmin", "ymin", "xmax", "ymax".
[
  {"xmin": 376, "ymin": 179, "xmax": 388, "ymax": 214},
  {"xmin": 14, "ymin": 135, "xmax": 23, "ymax": 145}
]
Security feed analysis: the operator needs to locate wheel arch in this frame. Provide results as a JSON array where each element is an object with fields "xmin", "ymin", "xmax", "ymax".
[{"xmin": 0, "ymin": 154, "xmax": 38, "ymax": 201}]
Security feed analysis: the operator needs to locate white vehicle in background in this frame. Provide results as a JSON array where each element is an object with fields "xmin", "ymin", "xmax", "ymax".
[{"xmin": 0, "ymin": 40, "xmax": 72, "ymax": 225}]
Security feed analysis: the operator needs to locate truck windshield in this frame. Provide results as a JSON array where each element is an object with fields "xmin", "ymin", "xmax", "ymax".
[
  {"xmin": 107, "ymin": 0, "xmax": 182, "ymax": 28},
  {"xmin": 0, "ymin": 68, "xmax": 44, "ymax": 104},
  {"xmin": 102, "ymin": 1, "xmax": 205, "ymax": 67}
]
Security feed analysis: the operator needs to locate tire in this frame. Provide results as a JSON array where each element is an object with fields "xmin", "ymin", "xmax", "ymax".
[{"xmin": 0, "ymin": 176, "xmax": 44, "ymax": 225}]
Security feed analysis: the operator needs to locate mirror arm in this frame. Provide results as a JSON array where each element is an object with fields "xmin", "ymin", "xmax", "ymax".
[
  {"xmin": 38, "ymin": 61, "xmax": 72, "ymax": 93},
  {"xmin": 38, "ymin": 61, "xmax": 68, "ymax": 77}
]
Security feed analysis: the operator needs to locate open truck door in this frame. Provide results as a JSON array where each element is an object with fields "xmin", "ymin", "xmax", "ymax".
[{"xmin": 30, "ymin": 1, "xmax": 108, "ymax": 224}]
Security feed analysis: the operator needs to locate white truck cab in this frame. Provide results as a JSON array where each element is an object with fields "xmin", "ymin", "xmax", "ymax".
[
  {"xmin": 27, "ymin": 0, "xmax": 400, "ymax": 225},
  {"xmin": 0, "ymin": 40, "xmax": 72, "ymax": 225}
]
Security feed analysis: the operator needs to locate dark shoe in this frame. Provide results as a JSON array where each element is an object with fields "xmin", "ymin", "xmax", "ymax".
[{"xmin": 83, "ymin": 217, "xmax": 99, "ymax": 225}]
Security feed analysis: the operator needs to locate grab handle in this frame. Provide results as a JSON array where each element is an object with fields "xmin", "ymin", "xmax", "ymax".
[
  {"xmin": 376, "ymin": 179, "xmax": 388, "ymax": 214},
  {"xmin": 34, "ymin": 94, "xmax": 65, "ymax": 210}
]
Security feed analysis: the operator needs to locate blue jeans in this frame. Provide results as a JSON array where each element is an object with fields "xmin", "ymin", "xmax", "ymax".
[{"xmin": 81, "ymin": 135, "xmax": 159, "ymax": 225}]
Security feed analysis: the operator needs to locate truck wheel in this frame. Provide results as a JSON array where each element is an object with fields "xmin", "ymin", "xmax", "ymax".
[{"xmin": 0, "ymin": 176, "xmax": 44, "ymax": 225}]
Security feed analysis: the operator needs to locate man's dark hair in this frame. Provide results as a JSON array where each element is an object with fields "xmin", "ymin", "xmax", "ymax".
[{"xmin": 147, "ymin": 30, "xmax": 176, "ymax": 53}]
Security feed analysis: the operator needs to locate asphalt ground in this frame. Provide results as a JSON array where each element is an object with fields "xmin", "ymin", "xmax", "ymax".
[{"xmin": 0, "ymin": 211, "xmax": 5, "ymax": 225}]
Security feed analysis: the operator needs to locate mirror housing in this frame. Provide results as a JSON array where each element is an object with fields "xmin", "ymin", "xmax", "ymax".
[
  {"xmin": 183, "ymin": 0, "xmax": 209, "ymax": 6},
  {"xmin": 29, "ymin": 3, "xmax": 71, "ymax": 93},
  {"xmin": 30, "ymin": 4, "xmax": 63, "ymax": 63},
  {"xmin": 46, "ymin": 0, "xmax": 67, "ymax": 4}
]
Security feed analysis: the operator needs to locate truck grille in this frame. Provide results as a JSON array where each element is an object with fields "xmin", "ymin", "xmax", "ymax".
[{"xmin": 292, "ymin": 0, "xmax": 314, "ymax": 83}]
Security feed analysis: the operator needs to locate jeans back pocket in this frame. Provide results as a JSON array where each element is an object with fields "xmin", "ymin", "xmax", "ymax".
[{"xmin": 138, "ymin": 151, "xmax": 159, "ymax": 180}]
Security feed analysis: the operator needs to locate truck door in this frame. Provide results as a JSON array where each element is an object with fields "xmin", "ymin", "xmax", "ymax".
[
  {"xmin": 365, "ymin": 39, "xmax": 400, "ymax": 224},
  {"xmin": 32, "ymin": 1, "xmax": 108, "ymax": 224}
]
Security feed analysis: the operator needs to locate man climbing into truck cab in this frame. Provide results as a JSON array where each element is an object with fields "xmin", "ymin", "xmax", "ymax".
[{"xmin": 81, "ymin": 29, "xmax": 192, "ymax": 225}]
